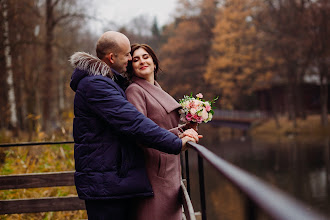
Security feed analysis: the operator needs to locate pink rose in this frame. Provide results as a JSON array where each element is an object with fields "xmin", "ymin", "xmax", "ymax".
[
  {"xmin": 196, "ymin": 93, "xmax": 203, "ymax": 99},
  {"xmin": 196, "ymin": 116, "xmax": 203, "ymax": 123},
  {"xmin": 186, "ymin": 113, "xmax": 192, "ymax": 121},
  {"xmin": 205, "ymin": 105, "xmax": 211, "ymax": 112}
]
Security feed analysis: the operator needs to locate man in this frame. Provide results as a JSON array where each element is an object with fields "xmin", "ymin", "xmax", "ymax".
[{"xmin": 69, "ymin": 31, "xmax": 198, "ymax": 220}]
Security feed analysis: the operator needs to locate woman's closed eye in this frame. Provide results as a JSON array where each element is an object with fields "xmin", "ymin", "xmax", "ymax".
[{"xmin": 133, "ymin": 54, "xmax": 149, "ymax": 62}]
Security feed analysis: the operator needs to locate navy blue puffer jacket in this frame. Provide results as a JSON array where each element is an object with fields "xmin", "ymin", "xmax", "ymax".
[{"xmin": 69, "ymin": 52, "xmax": 182, "ymax": 200}]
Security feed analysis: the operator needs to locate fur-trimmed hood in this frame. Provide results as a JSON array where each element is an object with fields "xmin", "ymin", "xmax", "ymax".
[
  {"xmin": 69, "ymin": 52, "xmax": 114, "ymax": 92},
  {"xmin": 70, "ymin": 52, "xmax": 113, "ymax": 77}
]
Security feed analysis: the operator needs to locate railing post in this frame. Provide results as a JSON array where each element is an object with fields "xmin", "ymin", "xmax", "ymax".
[
  {"xmin": 198, "ymin": 154, "xmax": 207, "ymax": 220},
  {"xmin": 185, "ymin": 150, "xmax": 191, "ymax": 195},
  {"xmin": 245, "ymin": 197, "xmax": 257, "ymax": 220}
]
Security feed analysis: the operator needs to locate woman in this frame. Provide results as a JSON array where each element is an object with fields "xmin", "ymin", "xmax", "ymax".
[{"xmin": 126, "ymin": 44, "xmax": 192, "ymax": 220}]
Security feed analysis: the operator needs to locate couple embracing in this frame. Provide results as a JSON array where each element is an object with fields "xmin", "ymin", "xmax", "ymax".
[{"xmin": 70, "ymin": 31, "xmax": 201, "ymax": 220}]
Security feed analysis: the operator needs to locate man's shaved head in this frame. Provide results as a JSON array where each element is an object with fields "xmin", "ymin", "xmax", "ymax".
[
  {"xmin": 95, "ymin": 31, "xmax": 132, "ymax": 73},
  {"xmin": 96, "ymin": 31, "xmax": 130, "ymax": 59}
]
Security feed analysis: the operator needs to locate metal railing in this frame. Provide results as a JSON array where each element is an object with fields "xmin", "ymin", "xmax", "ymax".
[
  {"xmin": 1, "ymin": 141, "xmax": 329, "ymax": 219},
  {"xmin": 184, "ymin": 141, "xmax": 329, "ymax": 220}
]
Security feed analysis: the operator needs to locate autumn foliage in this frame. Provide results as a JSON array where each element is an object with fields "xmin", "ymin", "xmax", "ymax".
[
  {"xmin": 159, "ymin": 0, "xmax": 329, "ymax": 125},
  {"xmin": 0, "ymin": 0, "xmax": 329, "ymax": 218},
  {"xmin": 0, "ymin": 0, "xmax": 329, "ymax": 133}
]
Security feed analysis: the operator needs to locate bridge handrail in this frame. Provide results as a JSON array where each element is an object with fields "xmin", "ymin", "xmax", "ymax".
[
  {"xmin": 186, "ymin": 141, "xmax": 328, "ymax": 220},
  {"xmin": 1, "ymin": 141, "xmax": 328, "ymax": 219}
]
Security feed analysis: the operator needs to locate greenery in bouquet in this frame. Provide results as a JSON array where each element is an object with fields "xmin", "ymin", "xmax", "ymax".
[{"xmin": 179, "ymin": 93, "xmax": 218, "ymax": 124}]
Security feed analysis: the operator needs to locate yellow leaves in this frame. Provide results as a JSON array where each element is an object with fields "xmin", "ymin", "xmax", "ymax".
[
  {"xmin": 161, "ymin": 20, "xmax": 202, "ymax": 56},
  {"xmin": 159, "ymin": 0, "xmax": 218, "ymax": 99},
  {"xmin": 37, "ymin": 131, "xmax": 47, "ymax": 140},
  {"xmin": 26, "ymin": 114, "xmax": 41, "ymax": 120},
  {"xmin": 203, "ymin": 0, "xmax": 278, "ymax": 107}
]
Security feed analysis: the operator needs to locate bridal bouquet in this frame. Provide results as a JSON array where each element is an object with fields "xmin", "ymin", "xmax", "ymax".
[{"xmin": 179, "ymin": 93, "xmax": 218, "ymax": 124}]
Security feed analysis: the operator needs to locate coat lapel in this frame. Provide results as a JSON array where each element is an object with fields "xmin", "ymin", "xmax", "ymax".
[{"xmin": 132, "ymin": 76, "xmax": 181, "ymax": 114}]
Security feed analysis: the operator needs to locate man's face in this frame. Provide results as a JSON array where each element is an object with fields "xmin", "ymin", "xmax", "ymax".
[{"xmin": 111, "ymin": 40, "xmax": 132, "ymax": 73}]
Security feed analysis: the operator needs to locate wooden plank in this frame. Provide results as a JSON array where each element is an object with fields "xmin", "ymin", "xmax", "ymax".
[
  {"xmin": 0, "ymin": 141, "xmax": 74, "ymax": 148},
  {"xmin": 0, "ymin": 171, "xmax": 75, "ymax": 190},
  {"xmin": 0, "ymin": 196, "xmax": 85, "ymax": 214},
  {"xmin": 181, "ymin": 180, "xmax": 196, "ymax": 220}
]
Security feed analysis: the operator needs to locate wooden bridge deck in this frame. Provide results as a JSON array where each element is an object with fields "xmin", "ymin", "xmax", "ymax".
[{"xmin": 210, "ymin": 110, "xmax": 269, "ymax": 129}]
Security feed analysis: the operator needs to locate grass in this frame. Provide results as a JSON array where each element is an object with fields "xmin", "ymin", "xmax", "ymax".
[{"xmin": 250, "ymin": 114, "xmax": 330, "ymax": 143}]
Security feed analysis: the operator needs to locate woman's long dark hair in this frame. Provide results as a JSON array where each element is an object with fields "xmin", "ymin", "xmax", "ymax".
[{"xmin": 126, "ymin": 43, "xmax": 160, "ymax": 81}]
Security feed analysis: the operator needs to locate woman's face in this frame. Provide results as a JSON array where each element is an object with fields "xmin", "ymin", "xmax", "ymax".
[{"xmin": 132, "ymin": 48, "xmax": 155, "ymax": 81}]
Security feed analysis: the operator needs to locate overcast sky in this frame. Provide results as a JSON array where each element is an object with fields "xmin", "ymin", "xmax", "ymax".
[{"xmin": 89, "ymin": 0, "xmax": 178, "ymax": 34}]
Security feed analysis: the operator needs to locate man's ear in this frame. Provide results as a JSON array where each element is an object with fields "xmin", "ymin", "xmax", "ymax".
[{"xmin": 105, "ymin": 53, "xmax": 115, "ymax": 64}]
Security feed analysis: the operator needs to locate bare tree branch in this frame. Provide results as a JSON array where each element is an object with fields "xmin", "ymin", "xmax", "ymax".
[{"xmin": 52, "ymin": 13, "xmax": 87, "ymax": 27}]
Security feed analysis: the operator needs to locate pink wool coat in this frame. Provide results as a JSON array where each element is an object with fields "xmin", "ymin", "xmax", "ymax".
[{"xmin": 126, "ymin": 76, "xmax": 183, "ymax": 220}]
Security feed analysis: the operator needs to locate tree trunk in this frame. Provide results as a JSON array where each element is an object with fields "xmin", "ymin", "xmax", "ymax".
[
  {"xmin": 287, "ymin": 71, "xmax": 297, "ymax": 129},
  {"xmin": 18, "ymin": 54, "xmax": 27, "ymax": 131},
  {"xmin": 59, "ymin": 71, "xmax": 65, "ymax": 114},
  {"xmin": 271, "ymin": 89, "xmax": 280, "ymax": 129},
  {"xmin": 319, "ymin": 0, "xmax": 329, "ymax": 127},
  {"xmin": 295, "ymin": 77, "xmax": 306, "ymax": 120},
  {"xmin": 2, "ymin": 0, "xmax": 18, "ymax": 132},
  {"xmin": 320, "ymin": 65, "xmax": 328, "ymax": 127},
  {"xmin": 42, "ymin": 0, "xmax": 55, "ymax": 132}
]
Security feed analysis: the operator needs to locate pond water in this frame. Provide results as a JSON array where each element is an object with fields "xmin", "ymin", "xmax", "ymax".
[
  {"xmin": 1, "ymin": 125, "xmax": 328, "ymax": 219},
  {"xmin": 186, "ymin": 125, "xmax": 330, "ymax": 220}
]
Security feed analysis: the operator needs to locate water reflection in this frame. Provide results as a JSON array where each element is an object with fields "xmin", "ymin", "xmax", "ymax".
[
  {"xmin": 186, "ymin": 125, "xmax": 330, "ymax": 219},
  {"xmin": 309, "ymin": 168, "xmax": 327, "ymax": 199}
]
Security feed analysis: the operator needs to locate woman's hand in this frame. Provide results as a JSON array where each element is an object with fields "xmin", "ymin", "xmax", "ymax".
[
  {"xmin": 182, "ymin": 128, "xmax": 203, "ymax": 142},
  {"xmin": 180, "ymin": 128, "xmax": 203, "ymax": 151},
  {"xmin": 181, "ymin": 136, "xmax": 196, "ymax": 151}
]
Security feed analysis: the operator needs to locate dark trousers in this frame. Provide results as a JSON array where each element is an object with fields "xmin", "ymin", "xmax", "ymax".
[{"xmin": 85, "ymin": 199, "xmax": 137, "ymax": 220}]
